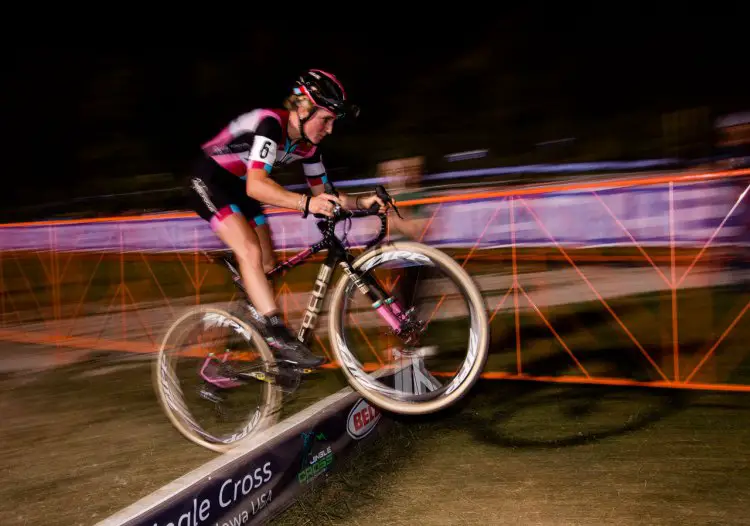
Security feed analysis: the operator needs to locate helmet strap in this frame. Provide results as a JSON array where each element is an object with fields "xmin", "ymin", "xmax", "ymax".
[{"xmin": 296, "ymin": 106, "xmax": 319, "ymax": 145}]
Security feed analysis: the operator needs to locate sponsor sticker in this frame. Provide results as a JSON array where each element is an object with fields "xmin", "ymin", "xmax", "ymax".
[{"xmin": 347, "ymin": 398, "xmax": 382, "ymax": 440}]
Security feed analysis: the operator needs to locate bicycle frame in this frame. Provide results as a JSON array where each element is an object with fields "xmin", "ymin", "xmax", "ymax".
[{"xmin": 215, "ymin": 203, "xmax": 410, "ymax": 347}]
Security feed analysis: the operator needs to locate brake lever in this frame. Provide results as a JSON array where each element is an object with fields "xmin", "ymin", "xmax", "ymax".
[
  {"xmin": 390, "ymin": 200, "xmax": 403, "ymax": 219},
  {"xmin": 375, "ymin": 185, "xmax": 403, "ymax": 219}
]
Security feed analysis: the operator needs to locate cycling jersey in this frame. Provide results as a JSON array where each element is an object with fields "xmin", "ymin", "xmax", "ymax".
[
  {"xmin": 200, "ymin": 108, "xmax": 330, "ymax": 188},
  {"xmin": 187, "ymin": 108, "xmax": 331, "ymax": 231}
]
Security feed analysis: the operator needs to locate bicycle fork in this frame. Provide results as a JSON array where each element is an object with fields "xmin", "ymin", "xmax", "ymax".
[
  {"xmin": 337, "ymin": 261, "xmax": 409, "ymax": 335},
  {"xmin": 340, "ymin": 261, "xmax": 403, "ymax": 334}
]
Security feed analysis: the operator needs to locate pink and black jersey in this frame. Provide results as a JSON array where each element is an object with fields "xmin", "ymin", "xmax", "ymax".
[{"xmin": 201, "ymin": 108, "xmax": 329, "ymax": 187}]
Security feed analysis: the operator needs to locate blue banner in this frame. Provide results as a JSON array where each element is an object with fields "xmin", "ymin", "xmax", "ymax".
[{"xmin": 1, "ymin": 178, "xmax": 748, "ymax": 252}]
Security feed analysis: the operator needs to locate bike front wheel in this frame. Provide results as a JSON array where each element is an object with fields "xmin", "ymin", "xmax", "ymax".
[{"xmin": 328, "ymin": 241, "xmax": 490, "ymax": 415}]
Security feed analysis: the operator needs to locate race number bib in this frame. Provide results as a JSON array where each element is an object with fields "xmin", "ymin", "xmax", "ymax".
[{"xmin": 249, "ymin": 137, "xmax": 277, "ymax": 165}]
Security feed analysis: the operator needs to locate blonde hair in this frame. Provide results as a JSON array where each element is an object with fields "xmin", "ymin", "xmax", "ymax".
[{"xmin": 284, "ymin": 93, "xmax": 314, "ymax": 113}]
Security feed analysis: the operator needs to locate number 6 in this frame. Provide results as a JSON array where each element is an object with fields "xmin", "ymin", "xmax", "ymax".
[{"xmin": 260, "ymin": 140, "xmax": 271, "ymax": 158}]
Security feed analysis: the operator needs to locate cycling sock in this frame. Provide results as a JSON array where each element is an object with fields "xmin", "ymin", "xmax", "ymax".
[
  {"xmin": 263, "ymin": 313, "xmax": 295, "ymax": 341},
  {"xmin": 266, "ymin": 312, "xmax": 284, "ymax": 327}
]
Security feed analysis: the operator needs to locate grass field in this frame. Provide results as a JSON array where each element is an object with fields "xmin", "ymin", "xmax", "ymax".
[
  {"xmin": 272, "ymin": 379, "xmax": 750, "ymax": 525},
  {"xmin": 484, "ymin": 284, "xmax": 750, "ymax": 386}
]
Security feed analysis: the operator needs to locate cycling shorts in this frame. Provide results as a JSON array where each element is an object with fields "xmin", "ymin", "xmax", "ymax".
[{"xmin": 186, "ymin": 155, "xmax": 267, "ymax": 230}]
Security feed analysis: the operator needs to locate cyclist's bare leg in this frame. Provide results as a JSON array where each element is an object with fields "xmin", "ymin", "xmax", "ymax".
[
  {"xmin": 212, "ymin": 214, "xmax": 276, "ymax": 314},
  {"xmin": 255, "ymin": 223, "xmax": 277, "ymax": 274},
  {"xmin": 211, "ymin": 212, "xmax": 325, "ymax": 367},
  {"xmin": 253, "ymin": 222, "xmax": 279, "ymax": 295}
]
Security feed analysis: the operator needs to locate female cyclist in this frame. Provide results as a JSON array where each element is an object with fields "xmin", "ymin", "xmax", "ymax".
[{"xmin": 187, "ymin": 69, "xmax": 385, "ymax": 368}]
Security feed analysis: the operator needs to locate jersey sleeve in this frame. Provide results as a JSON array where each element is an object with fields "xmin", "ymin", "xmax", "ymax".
[
  {"xmin": 247, "ymin": 116, "xmax": 282, "ymax": 174},
  {"xmin": 302, "ymin": 150, "xmax": 330, "ymax": 190}
]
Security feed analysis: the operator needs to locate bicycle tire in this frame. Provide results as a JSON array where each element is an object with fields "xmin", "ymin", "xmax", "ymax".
[
  {"xmin": 328, "ymin": 241, "xmax": 489, "ymax": 415},
  {"xmin": 153, "ymin": 305, "xmax": 282, "ymax": 452}
]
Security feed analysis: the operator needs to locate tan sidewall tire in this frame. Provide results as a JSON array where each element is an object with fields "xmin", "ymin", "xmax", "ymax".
[
  {"xmin": 153, "ymin": 306, "xmax": 282, "ymax": 453},
  {"xmin": 327, "ymin": 241, "xmax": 489, "ymax": 415}
]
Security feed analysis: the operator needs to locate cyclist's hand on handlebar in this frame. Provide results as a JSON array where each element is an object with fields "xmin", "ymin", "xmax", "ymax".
[
  {"xmin": 309, "ymin": 193, "xmax": 341, "ymax": 217},
  {"xmin": 357, "ymin": 194, "xmax": 387, "ymax": 213}
]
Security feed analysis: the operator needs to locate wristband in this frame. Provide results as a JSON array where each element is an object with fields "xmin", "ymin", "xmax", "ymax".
[{"xmin": 302, "ymin": 195, "xmax": 311, "ymax": 218}]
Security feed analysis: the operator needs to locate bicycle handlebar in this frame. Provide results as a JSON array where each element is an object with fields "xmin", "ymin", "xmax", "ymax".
[{"xmin": 313, "ymin": 184, "xmax": 401, "ymax": 249}]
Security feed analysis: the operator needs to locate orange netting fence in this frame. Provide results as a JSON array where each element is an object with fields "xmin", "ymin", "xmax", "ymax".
[{"xmin": 1, "ymin": 168, "xmax": 748, "ymax": 391}]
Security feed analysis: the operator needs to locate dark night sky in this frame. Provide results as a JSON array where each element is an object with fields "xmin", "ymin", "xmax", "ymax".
[{"xmin": 3, "ymin": 10, "xmax": 747, "ymax": 208}]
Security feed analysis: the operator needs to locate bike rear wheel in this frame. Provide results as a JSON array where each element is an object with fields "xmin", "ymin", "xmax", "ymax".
[
  {"xmin": 153, "ymin": 306, "xmax": 282, "ymax": 452},
  {"xmin": 328, "ymin": 241, "xmax": 489, "ymax": 415}
]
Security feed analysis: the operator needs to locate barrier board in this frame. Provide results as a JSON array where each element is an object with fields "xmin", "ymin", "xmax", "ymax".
[{"xmin": 98, "ymin": 384, "xmax": 390, "ymax": 526}]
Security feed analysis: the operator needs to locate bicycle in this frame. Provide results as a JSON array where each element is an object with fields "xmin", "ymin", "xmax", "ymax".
[{"xmin": 154, "ymin": 185, "xmax": 489, "ymax": 452}]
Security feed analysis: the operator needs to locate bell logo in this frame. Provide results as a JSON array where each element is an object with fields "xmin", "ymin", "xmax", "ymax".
[{"xmin": 347, "ymin": 398, "xmax": 382, "ymax": 439}]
